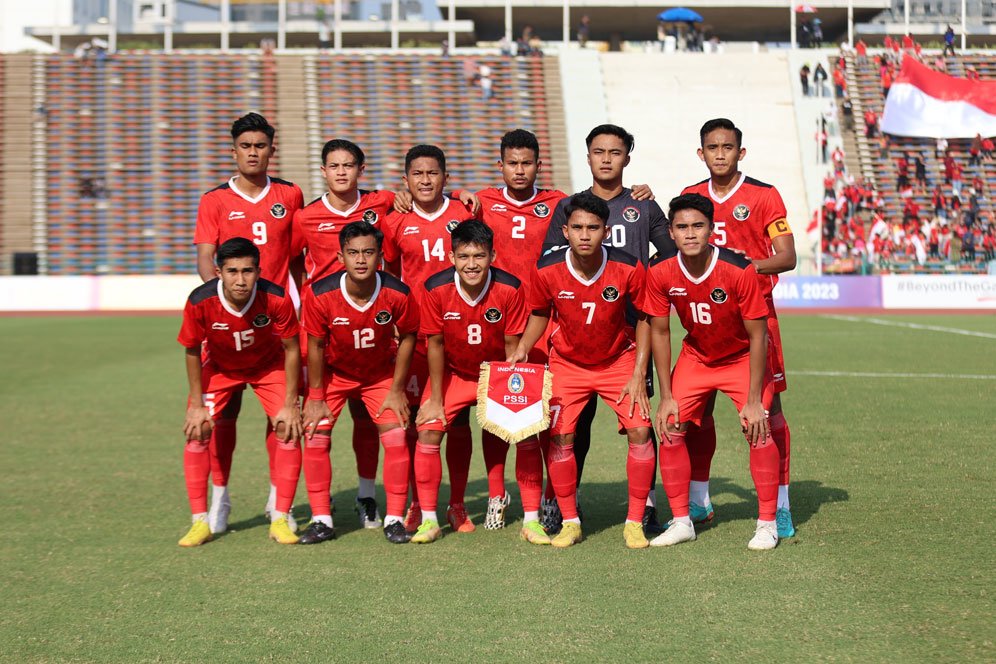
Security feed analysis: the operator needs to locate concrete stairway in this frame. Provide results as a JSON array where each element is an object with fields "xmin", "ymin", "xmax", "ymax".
[
  {"xmin": 275, "ymin": 55, "xmax": 319, "ymax": 200},
  {"xmin": 1, "ymin": 55, "xmax": 38, "ymax": 274},
  {"xmin": 541, "ymin": 56, "xmax": 573, "ymax": 194}
]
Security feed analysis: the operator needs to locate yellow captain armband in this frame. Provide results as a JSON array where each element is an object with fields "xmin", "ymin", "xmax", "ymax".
[{"xmin": 767, "ymin": 218, "xmax": 792, "ymax": 239}]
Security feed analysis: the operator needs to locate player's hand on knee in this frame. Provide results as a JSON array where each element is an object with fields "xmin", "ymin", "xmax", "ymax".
[
  {"xmin": 655, "ymin": 399, "xmax": 680, "ymax": 441},
  {"xmin": 617, "ymin": 376, "xmax": 648, "ymax": 418},
  {"xmin": 739, "ymin": 402, "xmax": 768, "ymax": 447},
  {"xmin": 302, "ymin": 399, "xmax": 332, "ymax": 439},
  {"xmin": 378, "ymin": 389, "xmax": 410, "ymax": 429},
  {"xmin": 274, "ymin": 405, "xmax": 302, "ymax": 441},
  {"xmin": 184, "ymin": 406, "xmax": 213, "ymax": 442},
  {"xmin": 415, "ymin": 400, "xmax": 446, "ymax": 428}
]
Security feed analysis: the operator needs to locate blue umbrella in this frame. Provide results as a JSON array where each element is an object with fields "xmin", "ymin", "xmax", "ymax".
[{"xmin": 658, "ymin": 7, "xmax": 704, "ymax": 22}]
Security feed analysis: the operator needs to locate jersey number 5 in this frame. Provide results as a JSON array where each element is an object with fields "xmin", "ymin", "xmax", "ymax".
[{"xmin": 712, "ymin": 221, "xmax": 726, "ymax": 246}]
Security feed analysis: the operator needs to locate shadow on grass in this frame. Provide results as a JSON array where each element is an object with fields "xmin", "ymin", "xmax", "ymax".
[{"xmin": 705, "ymin": 476, "xmax": 849, "ymax": 529}]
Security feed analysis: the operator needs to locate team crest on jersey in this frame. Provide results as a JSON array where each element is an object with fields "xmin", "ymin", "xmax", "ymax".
[
  {"xmin": 270, "ymin": 203, "xmax": 287, "ymax": 219},
  {"xmin": 533, "ymin": 203, "xmax": 550, "ymax": 218},
  {"xmin": 602, "ymin": 286, "xmax": 620, "ymax": 302},
  {"xmin": 732, "ymin": 204, "xmax": 750, "ymax": 221},
  {"xmin": 374, "ymin": 310, "xmax": 392, "ymax": 325},
  {"xmin": 484, "ymin": 307, "xmax": 502, "ymax": 323},
  {"xmin": 362, "ymin": 209, "xmax": 379, "ymax": 224},
  {"xmin": 622, "ymin": 206, "xmax": 640, "ymax": 223},
  {"xmin": 507, "ymin": 372, "xmax": 525, "ymax": 394},
  {"xmin": 445, "ymin": 220, "xmax": 461, "ymax": 233},
  {"xmin": 710, "ymin": 288, "xmax": 728, "ymax": 304},
  {"xmin": 253, "ymin": 314, "xmax": 271, "ymax": 328}
]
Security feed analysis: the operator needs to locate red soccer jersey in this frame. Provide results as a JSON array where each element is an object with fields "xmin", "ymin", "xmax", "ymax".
[
  {"xmin": 194, "ymin": 177, "xmax": 305, "ymax": 288},
  {"xmin": 421, "ymin": 266, "xmax": 527, "ymax": 378},
  {"xmin": 293, "ymin": 189, "xmax": 397, "ymax": 282},
  {"xmin": 643, "ymin": 247, "xmax": 768, "ymax": 366},
  {"xmin": 529, "ymin": 247, "xmax": 645, "ymax": 367},
  {"xmin": 381, "ymin": 198, "xmax": 477, "ymax": 295},
  {"xmin": 476, "ymin": 186, "xmax": 567, "ymax": 289},
  {"xmin": 302, "ymin": 271, "xmax": 420, "ymax": 381},
  {"xmin": 682, "ymin": 174, "xmax": 790, "ymax": 298},
  {"xmin": 178, "ymin": 278, "xmax": 299, "ymax": 374}
]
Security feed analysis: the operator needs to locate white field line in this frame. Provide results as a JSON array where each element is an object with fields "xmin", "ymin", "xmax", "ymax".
[
  {"xmin": 821, "ymin": 314, "xmax": 996, "ymax": 340},
  {"xmin": 793, "ymin": 370, "xmax": 996, "ymax": 380}
]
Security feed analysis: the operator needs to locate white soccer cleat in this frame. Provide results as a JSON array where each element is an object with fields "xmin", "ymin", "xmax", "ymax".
[
  {"xmin": 649, "ymin": 520, "xmax": 696, "ymax": 547},
  {"xmin": 208, "ymin": 486, "xmax": 231, "ymax": 535},
  {"xmin": 483, "ymin": 492, "xmax": 511, "ymax": 530},
  {"xmin": 747, "ymin": 520, "xmax": 779, "ymax": 550}
]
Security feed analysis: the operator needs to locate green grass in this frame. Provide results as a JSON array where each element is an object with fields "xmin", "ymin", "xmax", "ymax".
[{"xmin": 0, "ymin": 314, "xmax": 993, "ymax": 662}]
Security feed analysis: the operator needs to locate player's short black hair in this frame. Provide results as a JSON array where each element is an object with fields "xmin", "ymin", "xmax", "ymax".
[
  {"xmin": 231, "ymin": 113, "xmax": 275, "ymax": 143},
  {"xmin": 405, "ymin": 144, "xmax": 446, "ymax": 173},
  {"xmin": 668, "ymin": 193, "xmax": 714, "ymax": 225},
  {"xmin": 322, "ymin": 139, "xmax": 365, "ymax": 166},
  {"xmin": 699, "ymin": 118, "xmax": 743, "ymax": 149},
  {"xmin": 585, "ymin": 124, "xmax": 635, "ymax": 154},
  {"xmin": 564, "ymin": 191, "xmax": 610, "ymax": 225},
  {"xmin": 450, "ymin": 220, "xmax": 494, "ymax": 252},
  {"xmin": 500, "ymin": 129, "xmax": 540, "ymax": 160},
  {"xmin": 216, "ymin": 237, "xmax": 260, "ymax": 267},
  {"xmin": 340, "ymin": 220, "xmax": 383, "ymax": 250}
]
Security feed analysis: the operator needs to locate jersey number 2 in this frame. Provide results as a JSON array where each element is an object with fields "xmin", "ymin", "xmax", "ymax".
[{"xmin": 511, "ymin": 215, "xmax": 526, "ymax": 239}]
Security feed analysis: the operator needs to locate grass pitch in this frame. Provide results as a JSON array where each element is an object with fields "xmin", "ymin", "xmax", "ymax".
[{"xmin": 0, "ymin": 313, "xmax": 993, "ymax": 662}]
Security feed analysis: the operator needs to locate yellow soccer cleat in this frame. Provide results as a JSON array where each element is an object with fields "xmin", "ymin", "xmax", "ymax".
[
  {"xmin": 520, "ymin": 520, "xmax": 552, "ymax": 545},
  {"xmin": 410, "ymin": 519, "xmax": 443, "ymax": 544},
  {"xmin": 551, "ymin": 521, "xmax": 583, "ymax": 548},
  {"xmin": 623, "ymin": 521, "xmax": 650, "ymax": 549},
  {"xmin": 269, "ymin": 516, "xmax": 300, "ymax": 545},
  {"xmin": 178, "ymin": 518, "xmax": 213, "ymax": 548}
]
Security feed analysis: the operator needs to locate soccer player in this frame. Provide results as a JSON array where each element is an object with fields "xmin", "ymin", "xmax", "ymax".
[
  {"xmin": 381, "ymin": 144, "xmax": 479, "ymax": 533},
  {"xmin": 193, "ymin": 113, "xmax": 305, "ymax": 534},
  {"xmin": 540, "ymin": 124, "xmax": 675, "ymax": 537},
  {"xmin": 411, "ymin": 220, "xmax": 548, "ymax": 544},
  {"xmin": 177, "ymin": 238, "xmax": 302, "ymax": 547},
  {"xmin": 644, "ymin": 194, "xmax": 780, "ymax": 550},
  {"xmin": 681, "ymin": 118, "xmax": 798, "ymax": 538},
  {"xmin": 509, "ymin": 192, "xmax": 654, "ymax": 549},
  {"xmin": 300, "ymin": 222, "xmax": 420, "ymax": 544}
]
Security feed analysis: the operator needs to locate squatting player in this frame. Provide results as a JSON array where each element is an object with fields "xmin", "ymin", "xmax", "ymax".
[
  {"xmin": 509, "ymin": 192, "xmax": 654, "ymax": 549},
  {"xmin": 177, "ymin": 238, "xmax": 302, "ymax": 547},
  {"xmin": 644, "ymin": 194, "xmax": 781, "ymax": 550}
]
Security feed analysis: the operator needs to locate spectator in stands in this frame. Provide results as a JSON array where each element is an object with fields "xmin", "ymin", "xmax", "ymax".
[
  {"xmin": 936, "ymin": 137, "xmax": 949, "ymax": 159},
  {"xmin": 928, "ymin": 223, "xmax": 940, "ymax": 259},
  {"xmin": 932, "ymin": 185, "xmax": 948, "ymax": 220},
  {"xmin": 933, "ymin": 54, "xmax": 947, "ymax": 72},
  {"xmin": 831, "ymin": 146, "xmax": 845, "ymax": 175},
  {"xmin": 856, "ymin": 39, "xmax": 868, "ymax": 66},
  {"xmin": 914, "ymin": 153, "xmax": 927, "ymax": 192},
  {"xmin": 972, "ymin": 174, "xmax": 986, "ymax": 196},
  {"xmin": 800, "ymin": 63, "xmax": 811, "ymax": 96},
  {"xmin": 969, "ymin": 134, "xmax": 982, "ymax": 166},
  {"xmin": 499, "ymin": 35, "xmax": 513, "ymax": 56},
  {"xmin": 864, "ymin": 108, "xmax": 878, "ymax": 138},
  {"xmin": 961, "ymin": 225, "xmax": 977, "ymax": 262},
  {"xmin": 817, "ymin": 126, "xmax": 829, "ymax": 163},
  {"xmin": 966, "ymin": 66, "xmax": 980, "ymax": 81},
  {"xmin": 943, "ymin": 152, "xmax": 956, "ymax": 185},
  {"xmin": 657, "ymin": 22, "xmax": 668, "ymax": 52},
  {"xmin": 881, "ymin": 66, "xmax": 893, "ymax": 98},
  {"xmin": 901, "ymin": 34, "xmax": 914, "ymax": 52},
  {"xmin": 951, "ymin": 160, "xmax": 964, "ymax": 197},
  {"xmin": 943, "ymin": 26, "xmax": 956, "ymax": 57},
  {"xmin": 982, "ymin": 136, "xmax": 994, "ymax": 161},
  {"xmin": 814, "ymin": 63, "xmax": 828, "ymax": 97},
  {"xmin": 984, "ymin": 227, "xmax": 996, "ymax": 262},
  {"xmin": 903, "ymin": 197, "xmax": 921, "ymax": 224},
  {"xmin": 823, "ymin": 172, "xmax": 836, "ymax": 200},
  {"xmin": 878, "ymin": 133, "xmax": 891, "ymax": 159},
  {"xmin": 479, "ymin": 65, "xmax": 493, "ymax": 101},
  {"xmin": 577, "ymin": 15, "xmax": 591, "ymax": 48},
  {"xmin": 896, "ymin": 154, "xmax": 910, "ymax": 192},
  {"xmin": 841, "ymin": 95, "xmax": 854, "ymax": 131},
  {"xmin": 832, "ymin": 65, "xmax": 846, "ymax": 97},
  {"xmin": 441, "ymin": 39, "xmax": 450, "ymax": 56},
  {"xmin": 812, "ymin": 20, "xmax": 823, "ymax": 48}
]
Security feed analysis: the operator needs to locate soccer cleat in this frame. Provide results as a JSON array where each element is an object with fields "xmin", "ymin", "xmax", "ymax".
[
  {"xmin": 689, "ymin": 501, "xmax": 715, "ymax": 524},
  {"xmin": 208, "ymin": 488, "xmax": 231, "ymax": 535},
  {"xmin": 519, "ymin": 520, "xmax": 552, "ymax": 545},
  {"xmin": 641, "ymin": 505, "xmax": 665, "ymax": 538},
  {"xmin": 297, "ymin": 521, "xmax": 336, "ymax": 544},
  {"xmin": 776, "ymin": 507, "xmax": 796, "ymax": 539},
  {"xmin": 747, "ymin": 521, "xmax": 779, "ymax": 551},
  {"xmin": 410, "ymin": 519, "xmax": 443, "ymax": 544},
  {"xmin": 265, "ymin": 504, "xmax": 299, "ymax": 533},
  {"xmin": 483, "ymin": 493, "xmax": 511, "ymax": 530},
  {"xmin": 178, "ymin": 519, "xmax": 212, "ymax": 547},
  {"xmin": 446, "ymin": 503, "xmax": 476, "ymax": 533},
  {"xmin": 623, "ymin": 521, "xmax": 650, "ymax": 549},
  {"xmin": 650, "ymin": 520, "xmax": 696, "ymax": 547},
  {"xmin": 540, "ymin": 498, "xmax": 563, "ymax": 535},
  {"xmin": 551, "ymin": 521, "xmax": 582, "ymax": 548},
  {"xmin": 355, "ymin": 497, "xmax": 383, "ymax": 529},
  {"xmin": 268, "ymin": 516, "xmax": 300, "ymax": 544},
  {"xmin": 403, "ymin": 502, "xmax": 422, "ymax": 534},
  {"xmin": 384, "ymin": 521, "xmax": 412, "ymax": 544}
]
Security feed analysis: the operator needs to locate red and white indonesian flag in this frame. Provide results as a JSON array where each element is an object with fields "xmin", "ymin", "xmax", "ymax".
[
  {"xmin": 881, "ymin": 56, "xmax": 996, "ymax": 138},
  {"xmin": 477, "ymin": 362, "xmax": 552, "ymax": 444}
]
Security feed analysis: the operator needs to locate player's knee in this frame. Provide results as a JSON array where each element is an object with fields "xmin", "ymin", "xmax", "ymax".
[
  {"xmin": 518, "ymin": 438, "xmax": 540, "ymax": 452},
  {"xmin": 305, "ymin": 434, "xmax": 330, "ymax": 451},
  {"xmin": 628, "ymin": 439, "xmax": 654, "ymax": 460},
  {"xmin": 415, "ymin": 441, "xmax": 441, "ymax": 455},
  {"xmin": 549, "ymin": 438, "xmax": 574, "ymax": 462},
  {"xmin": 185, "ymin": 440, "xmax": 209, "ymax": 454},
  {"xmin": 626, "ymin": 427, "xmax": 650, "ymax": 446}
]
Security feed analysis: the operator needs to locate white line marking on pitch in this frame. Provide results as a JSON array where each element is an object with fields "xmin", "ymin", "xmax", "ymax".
[
  {"xmin": 822, "ymin": 314, "xmax": 996, "ymax": 340},
  {"xmin": 794, "ymin": 370, "xmax": 996, "ymax": 380}
]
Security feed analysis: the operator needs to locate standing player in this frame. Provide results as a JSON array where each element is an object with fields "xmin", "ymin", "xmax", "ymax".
[
  {"xmin": 300, "ymin": 222, "xmax": 420, "ymax": 544},
  {"xmin": 193, "ymin": 113, "xmax": 305, "ymax": 534},
  {"xmin": 177, "ymin": 238, "xmax": 302, "ymax": 547},
  {"xmin": 644, "ymin": 194, "xmax": 780, "ymax": 550},
  {"xmin": 681, "ymin": 118, "xmax": 797, "ymax": 538},
  {"xmin": 411, "ymin": 221, "xmax": 547, "ymax": 544},
  {"xmin": 381, "ymin": 145, "xmax": 479, "ymax": 533},
  {"xmin": 509, "ymin": 192, "xmax": 654, "ymax": 549},
  {"xmin": 541, "ymin": 124, "xmax": 675, "ymax": 536}
]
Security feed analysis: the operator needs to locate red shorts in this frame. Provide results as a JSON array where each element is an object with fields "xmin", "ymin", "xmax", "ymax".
[
  {"xmin": 322, "ymin": 370, "xmax": 403, "ymax": 426},
  {"xmin": 196, "ymin": 363, "xmax": 288, "ymax": 420},
  {"xmin": 405, "ymin": 350, "xmax": 429, "ymax": 407},
  {"xmin": 670, "ymin": 350, "xmax": 774, "ymax": 427},
  {"xmin": 548, "ymin": 347, "xmax": 650, "ymax": 436},
  {"xmin": 416, "ymin": 371, "xmax": 479, "ymax": 432},
  {"xmin": 766, "ymin": 313, "xmax": 787, "ymax": 394}
]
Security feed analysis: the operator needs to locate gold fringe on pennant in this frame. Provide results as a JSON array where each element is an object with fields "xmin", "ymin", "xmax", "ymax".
[{"xmin": 476, "ymin": 362, "xmax": 554, "ymax": 444}]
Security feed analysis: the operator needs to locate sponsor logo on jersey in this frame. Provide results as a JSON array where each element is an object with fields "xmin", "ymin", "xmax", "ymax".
[
  {"xmin": 710, "ymin": 288, "xmax": 728, "ymax": 304},
  {"xmin": 773, "ymin": 372, "xmax": 785, "ymax": 381},
  {"xmin": 332, "ymin": 317, "xmax": 351, "ymax": 326},
  {"xmin": 557, "ymin": 290, "xmax": 575, "ymax": 299},
  {"xmin": 445, "ymin": 220, "xmax": 461, "ymax": 233},
  {"xmin": 668, "ymin": 287, "xmax": 687, "ymax": 297},
  {"xmin": 443, "ymin": 312, "xmax": 461, "ymax": 320},
  {"xmin": 228, "ymin": 211, "xmax": 246, "ymax": 220},
  {"xmin": 490, "ymin": 203, "xmax": 508, "ymax": 213},
  {"xmin": 374, "ymin": 310, "xmax": 392, "ymax": 325},
  {"xmin": 602, "ymin": 286, "xmax": 620, "ymax": 302},
  {"xmin": 270, "ymin": 203, "xmax": 287, "ymax": 219},
  {"xmin": 733, "ymin": 204, "xmax": 750, "ymax": 221},
  {"xmin": 622, "ymin": 206, "xmax": 640, "ymax": 223},
  {"xmin": 484, "ymin": 307, "xmax": 502, "ymax": 323},
  {"xmin": 507, "ymin": 372, "xmax": 525, "ymax": 394},
  {"xmin": 403, "ymin": 226, "xmax": 420, "ymax": 235},
  {"xmin": 253, "ymin": 314, "xmax": 271, "ymax": 328},
  {"xmin": 317, "ymin": 222, "xmax": 337, "ymax": 232},
  {"xmin": 211, "ymin": 322, "xmax": 230, "ymax": 330},
  {"xmin": 362, "ymin": 209, "xmax": 379, "ymax": 224},
  {"xmin": 533, "ymin": 203, "xmax": 550, "ymax": 218}
]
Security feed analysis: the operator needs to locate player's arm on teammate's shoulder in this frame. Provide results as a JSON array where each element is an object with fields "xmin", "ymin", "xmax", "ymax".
[
  {"xmin": 391, "ymin": 188, "xmax": 480, "ymax": 215},
  {"xmin": 647, "ymin": 200, "xmax": 677, "ymax": 258},
  {"xmin": 196, "ymin": 244, "xmax": 217, "ymax": 282},
  {"xmin": 415, "ymin": 334, "xmax": 447, "ymax": 427},
  {"xmin": 740, "ymin": 316, "xmax": 770, "ymax": 446},
  {"xmin": 273, "ymin": 335, "xmax": 302, "ymax": 442},
  {"xmin": 617, "ymin": 313, "xmax": 650, "ymax": 419},
  {"xmin": 183, "ymin": 347, "xmax": 213, "ymax": 441},
  {"xmin": 752, "ymin": 227, "xmax": 797, "ymax": 275},
  {"xmin": 541, "ymin": 199, "xmax": 569, "ymax": 254},
  {"xmin": 629, "ymin": 183, "xmax": 655, "ymax": 201}
]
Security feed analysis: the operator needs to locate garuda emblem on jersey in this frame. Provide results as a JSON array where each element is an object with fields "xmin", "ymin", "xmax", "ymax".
[
  {"xmin": 374, "ymin": 310, "xmax": 392, "ymax": 325},
  {"xmin": 270, "ymin": 203, "xmax": 287, "ymax": 219},
  {"xmin": 710, "ymin": 288, "xmax": 728, "ymax": 304},
  {"xmin": 602, "ymin": 286, "xmax": 620, "ymax": 302},
  {"xmin": 533, "ymin": 203, "xmax": 550, "ymax": 218},
  {"xmin": 622, "ymin": 206, "xmax": 640, "ymax": 223},
  {"xmin": 732, "ymin": 204, "xmax": 750, "ymax": 221},
  {"xmin": 253, "ymin": 314, "xmax": 271, "ymax": 327},
  {"xmin": 362, "ymin": 209, "xmax": 379, "ymax": 224},
  {"xmin": 445, "ymin": 220, "xmax": 461, "ymax": 233},
  {"xmin": 484, "ymin": 307, "xmax": 503, "ymax": 323}
]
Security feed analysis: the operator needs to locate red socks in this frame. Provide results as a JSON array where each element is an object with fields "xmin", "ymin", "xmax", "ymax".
[
  {"xmin": 380, "ymin": 428, "xmax": 410, "ymax": 517},
  {"xmin": 446, "ymin": 424, "xmax": 473, "ymax": 505},
  {"xmin": 687, "ymin": 416, "xmax": 716, "ymax": 483},
  {"xmin": 769, "ymin": 412, "xmax": 791, "ymax": 485},
  {"xmin": 209, "ymin": 417, "xmax": 237, "ymax": 487},
  {"xmin": 414, "ymin": 442, "xmax": 442, "ymax": 512},
  {"xmin": 539, "ymin": 430, "xmax": 556, "ymax": 501},
  {"xmin": 749, "ymin": 436, "xmax": 780, "ymax": 521},
  {"xmin": 514, "ymin": 439, "xmax": 544, "ymax": 513},
  {"xmin": 406, "ymin": 426, "xmax": 420, "ymax": 506},
  {"xmin": 302, "ymin": 421, "xmax": 333, "ymax": 517},
  {"xmin": 482, "ymin": 432, "xmax": 509, "ymax": 498},
  {"xmin": 547, "ymin": 442, "xmax": 578, "ymax": 519},
  {"xmin": 658, "ymin": 431, "xmax": 691, "ymax": 519},
  {"xmin": 352, "ymin": 408, "xmax": 380, "ymax": 483},
  {"xmin": 269, "ymin": 430, "xmax": 301, "ymax": 513},
  {"xmin": 626, "ymin": 440, "xmax": 655, "ymax": 522},
  {"xmin": 184, "ymin": 439, "xmax": 211, "ymax": 514}
]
